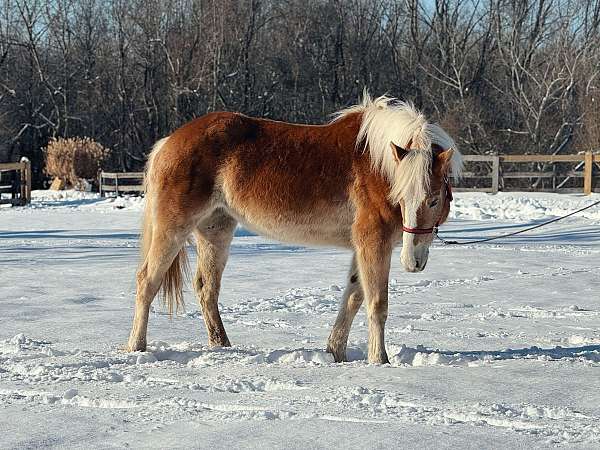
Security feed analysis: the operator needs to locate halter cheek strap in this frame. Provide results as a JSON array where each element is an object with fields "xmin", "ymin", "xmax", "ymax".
[{"xmin": 401, "ymin": 177, "xmax": 453, "ymax": 235}]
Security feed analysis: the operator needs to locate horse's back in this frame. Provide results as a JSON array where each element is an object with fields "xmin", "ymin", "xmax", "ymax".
[{"xmin": 216, "ymin": 115, "xmax": 359, "ymax": 246}]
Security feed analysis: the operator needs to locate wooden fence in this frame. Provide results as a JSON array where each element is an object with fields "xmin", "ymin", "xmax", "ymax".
[
  {"xmin": 99, "ymin": 171, "xmax": 144, "ymax": 197},
  {"xmin": 0, "ymin": 158, "xmax": 31, "ymax": 205},
  {"xmin": 98, "ymin": 152, "xmax": 600, "ymax": 197},
  {"xmin": 455, "ymin": 152, "xmax": 600, "ymax": 194}
]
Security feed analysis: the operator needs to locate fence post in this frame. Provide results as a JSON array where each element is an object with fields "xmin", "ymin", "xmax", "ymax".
[
  {"xmin": 114, "ymin": 173, "xmax": 119, "ymax": 196},
  {"xmin": 584, "ymin": 151, "xmax": 593, "ymax": 195},
  {"xmin": 20, "ymin": 157, "xmax": 31, "ymax": 205},
  {"xmin": 98, "ymin": 171, "xmax": 103, "ymax": 197},
  {"xmin": 19, "ymin": 161, "xmax": 25, "ymax": 204},
  {"xmin": 491, "ymin": 155, "xmax": 500, "ymax": 194}
]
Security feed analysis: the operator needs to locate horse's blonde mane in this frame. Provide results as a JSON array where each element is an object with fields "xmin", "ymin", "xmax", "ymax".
[{"xmin": 333, "ymin": 91, "xmax": 463, "ymax": 206}]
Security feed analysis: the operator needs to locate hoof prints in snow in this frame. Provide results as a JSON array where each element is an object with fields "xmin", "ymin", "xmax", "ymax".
[
  {"xmin": 2, "ymin": 335, "xmax": 599, "ymax": 389},
  {"xmin": 331, "ymin": 386, "xmax": 600, "ymax": 444},
  {"xmin": 219, "ymin": 286, "xmax": 341, "ymax": 315},
  {"xmin": 2, "ymin": 334, "xmax": 600, "ymax": 444}
]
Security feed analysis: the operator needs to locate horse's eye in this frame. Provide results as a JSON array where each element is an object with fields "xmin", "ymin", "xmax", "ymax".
[{"xmin": 429, "ymin": 198, "xmax": 439, "ymax": 208}]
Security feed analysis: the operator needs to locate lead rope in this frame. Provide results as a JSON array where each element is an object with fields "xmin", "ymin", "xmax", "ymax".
[{"xmin": 435, "ymin": 199, "xmax": 600, "ymax": 245}]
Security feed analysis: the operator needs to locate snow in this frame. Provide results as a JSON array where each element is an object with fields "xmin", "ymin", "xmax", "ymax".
[{"xmin": 1, "ymin": 190, "xmax": 600, "ymax": 448}]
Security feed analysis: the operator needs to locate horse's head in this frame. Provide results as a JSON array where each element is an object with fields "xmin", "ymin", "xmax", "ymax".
[{"xmin": 394, "ymin": 143, "xmax": 456, "ymax": 272}]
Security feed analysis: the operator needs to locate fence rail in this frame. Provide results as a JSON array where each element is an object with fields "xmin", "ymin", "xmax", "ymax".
[
  {"xmin": 99, "ymin": 171, "xmax": 144, "ymax": 197},
  {"xmin": 0, "ymin": 158, "xmax": 31, "ymax": 205},
  {"xmin": 455, "ymin": 152, "xmax": 600, "ymax": 194}
]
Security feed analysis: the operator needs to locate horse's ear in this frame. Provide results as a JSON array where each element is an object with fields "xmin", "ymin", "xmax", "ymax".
[
  {"xmin": 435, "ymin": 148, "xmax": 454, "ymax": 173},
  {"xmin": 391, "ymin": 143, "xmax": 409, "ymax": 163}
]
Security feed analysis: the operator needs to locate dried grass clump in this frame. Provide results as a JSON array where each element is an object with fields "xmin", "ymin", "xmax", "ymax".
[{"xmin": 44, "ymin": 137, "xmax": 110, "ymax": 189}]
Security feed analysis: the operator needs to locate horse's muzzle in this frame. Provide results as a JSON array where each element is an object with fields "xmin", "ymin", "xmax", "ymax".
[{"xmin": 402, "ymin": 243, "xmax": 429, "ymax": 272}]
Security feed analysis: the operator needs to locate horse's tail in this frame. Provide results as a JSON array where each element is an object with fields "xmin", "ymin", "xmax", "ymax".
[
  {"xmin": 161, "ymin": 242, "xmax": 189, "ymax": 316},
  {"xmin": 140, "ymin": 137, "xmax": 189, "ymax": 316}
]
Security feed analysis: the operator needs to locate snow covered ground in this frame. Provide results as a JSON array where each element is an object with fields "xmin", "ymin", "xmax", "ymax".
[{"xmin": 1, "ymin": 190, "xmax": 599, "ymax": 449}]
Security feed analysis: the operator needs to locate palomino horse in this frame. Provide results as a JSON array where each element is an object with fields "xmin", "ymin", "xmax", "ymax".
[{"xmin": 126, "ymin": 94, "xmax": 462, "ymax": 364}]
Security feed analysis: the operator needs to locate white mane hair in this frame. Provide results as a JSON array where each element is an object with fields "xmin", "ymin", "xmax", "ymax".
[{"xmin": 333, "ymin": 92, "xmax": 463, "ymax": 207}]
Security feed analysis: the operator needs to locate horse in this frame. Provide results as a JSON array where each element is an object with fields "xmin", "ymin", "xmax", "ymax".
[{"xmin": 125, "ymin": 93, "xmax": 463, "ymax": 364}]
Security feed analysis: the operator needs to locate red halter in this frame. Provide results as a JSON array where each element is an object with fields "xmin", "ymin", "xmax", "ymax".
[{"xmin": 401, "ymin": 177, "xmax": 453, "ymax": 235}]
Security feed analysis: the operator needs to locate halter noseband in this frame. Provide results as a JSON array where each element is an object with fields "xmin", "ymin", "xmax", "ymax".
[{"xmin": 401, "ymin": 176, "xmax": 453, "ymax": 236}]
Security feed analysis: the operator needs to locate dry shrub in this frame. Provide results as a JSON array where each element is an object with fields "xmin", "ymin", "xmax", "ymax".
[{"xmin": 44, "ymin": 137, "xmax": 110, "ymax": 189}]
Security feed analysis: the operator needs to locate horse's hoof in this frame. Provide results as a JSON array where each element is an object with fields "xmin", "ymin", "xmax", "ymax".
[
  {"xmin": 326, "ymin": 343, "xmax": 347, "ymax": 363},
  {"xmin": 208, "ymin": 338, "xmax": 231, "ymax": 348},
  {"xmin": 368, "ymin": 354, "xmax": 390, "ymax": 365},
  {"xmin": 124, "ymin": 342, "xmax": 146, "ymax": 352}
]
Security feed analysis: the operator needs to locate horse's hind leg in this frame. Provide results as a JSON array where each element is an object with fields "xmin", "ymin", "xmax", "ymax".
[
  {"xmin": 193, "ymin": 210, "xmax": 237, "ymax": 347},
  {"xmin": 127, "ymin": 223, "xmax": 189, "ymax": 352},
  {"xmin": 327, "ymin": 255, "xmax": 363, "ymax": 362}
]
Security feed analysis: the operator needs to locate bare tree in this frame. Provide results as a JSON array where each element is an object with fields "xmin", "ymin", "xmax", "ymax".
[{"xmin": 0, "ymin": 0, "xmax": 599, "ymax": 186}]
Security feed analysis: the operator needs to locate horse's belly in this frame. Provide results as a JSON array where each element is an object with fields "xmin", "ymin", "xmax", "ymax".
[{"xmin": 224, "ymin": 202, "xmax": 355, "ymax": 248}]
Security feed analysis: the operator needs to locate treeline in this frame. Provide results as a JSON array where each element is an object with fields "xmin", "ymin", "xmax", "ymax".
[{"xmin": 0, "ymin": 0, "xmax": 599, "ymax": 186}]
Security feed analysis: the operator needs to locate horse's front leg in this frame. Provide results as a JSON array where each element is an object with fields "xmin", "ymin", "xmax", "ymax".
[
  {"xmin": 327, "ymin": 255, "xmax": 363, "ymax": 362},
  {"xmin": 354, "ymin": 228, "xmax": 392, "ymax": 364}
]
